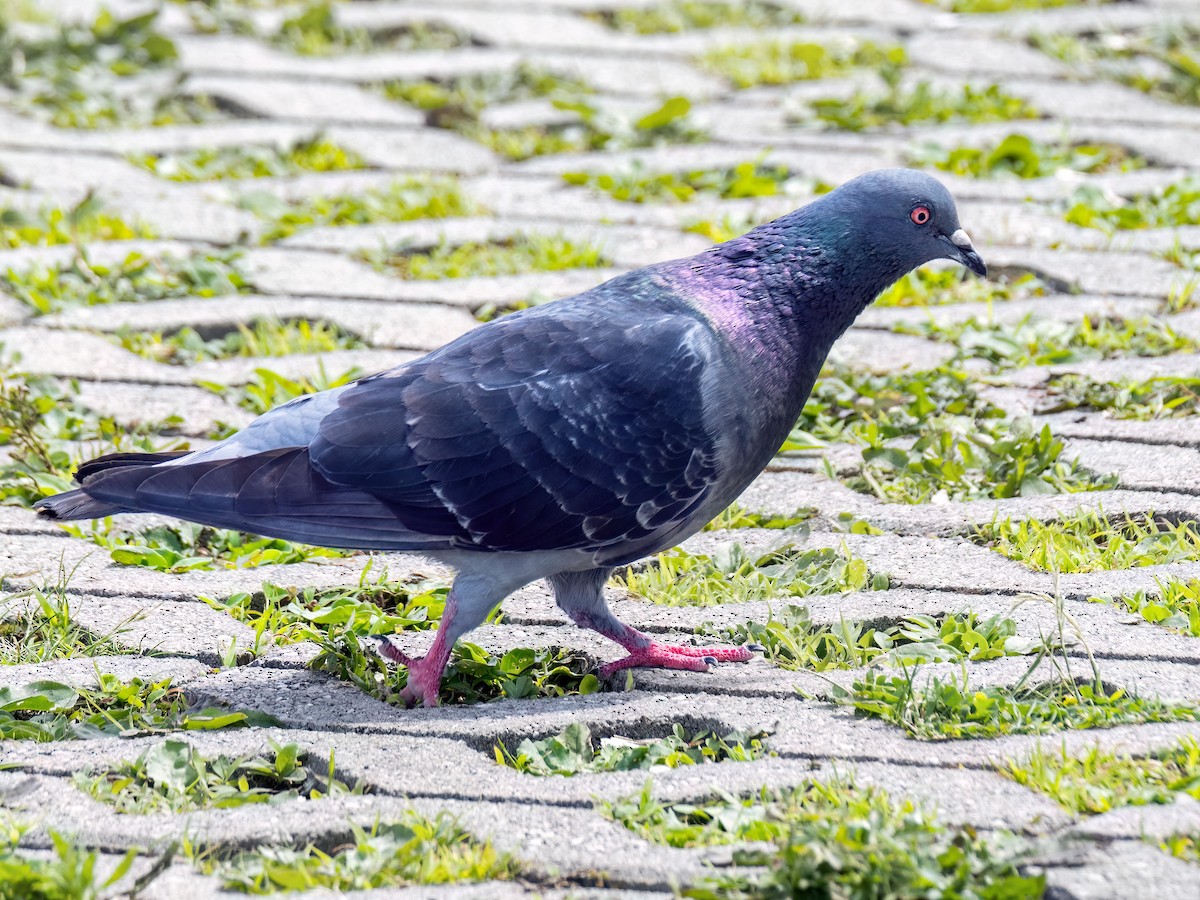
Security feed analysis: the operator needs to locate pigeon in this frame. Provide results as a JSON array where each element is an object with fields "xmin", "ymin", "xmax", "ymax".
[{"xmin": 36, "ymin": 168, "xmax": 985, "ymax": 707}]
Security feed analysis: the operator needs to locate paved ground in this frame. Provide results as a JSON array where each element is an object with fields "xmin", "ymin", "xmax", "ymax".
[{"xmin": 3, "ymin": 0, "xmax": 1200, "ymax": 897}]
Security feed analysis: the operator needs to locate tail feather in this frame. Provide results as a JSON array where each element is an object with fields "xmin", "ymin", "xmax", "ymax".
[
  {"xmin": 74, "ymin": 451, "xmax": 191, "ymax": 483},
  {"xmin": 34, "ymin": 489, "xmax": 130, "ymax": 520}
]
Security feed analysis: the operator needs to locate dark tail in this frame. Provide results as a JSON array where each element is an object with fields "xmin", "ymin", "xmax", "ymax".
[{"xmin": 34, "ymin": 451, "xmax": 191, "ymax": 520}]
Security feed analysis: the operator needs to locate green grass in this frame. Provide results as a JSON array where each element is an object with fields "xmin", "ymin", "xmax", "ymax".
[
  {"xmin": 702, "ymin": 502, "xmax": 815, "ymax": 531},
  {"xmin": 205, "ymin": 571, "xmax": 453, "ymax": 647},
  {"xmin": 605, "ymin": 779, "xmax": 1045, "ymax": 897},
  {"xmin": 199, "ymin": 364, "xmax": 362, "ymax": 415},
  {"xmin": 927, "ymin": 0, "xmax": 1110, "ymax": 11},
  {"xmin": 563, "ymin": 159, "xmax": 825, "ymax": 204},
  {"xmin": 851, "ymin": 671, "xmax": 1199, "ymax": 739},
  {"xmin": 1162, "ymin": 832, "xmax": 1200, "ymax": 864},
  {"xmin": 240, "ymin": 177, "xmax": 479, "ymax": 243},
  {"xmin": 0, "ymin": 829, "xmax": 140, "ymax": 900},
  {"xmin": 1042, "ymin": 374, "xmax": 1200, "ymax": 420},
  {"xmin": 1002, "ymin": 738, "xmax": 1200, "ymax": 815},
  {"xmin": 0, "ymin": 674, "xmax": 276, "ymax": 742},
  {"xmin": 0, "ymin": 584, "xmax": 133, "ymax": 664},
  {"xmin": 704, "ymin": 607, "xmax": 1049, "ymax": 672},
  {"xmin": 361, "ymin": 234, "xmax": 607, "ymax": 280},
  {"xmin": 1034, "ymin": 26, "xmax": 1200, "ymax": 108},
  {"xmin": 0, "ymin": 194, "xmax": 151, "ymax": 249},
  {"xmin": 615, "ymin": 543, "xmax": 877, "ymax": 607},
  {"xmin": 0, "ymin": 8, "xmax": 227, "ymax": 128},
  {"xmin": 0, "ymin": 364, "xmax": 187, "ymax": 507},
  {"xmin": 972, "ymin": 511, "xmax": 1200, "ymax": 573},
  {"xmin": 273, "ymin": 2, "xmax": 469, "ymax": 56},
  {"xmin": 1096, "ymin": 578, "xmax": 1200, "ymax": 637},
  {"xmin": 495, "ymin": 722, "xmax": 770, "ymax": 776},
  {"xmin": 683, "ymin": 212, "xmax": 759, "ymax": 243},
  {"xmin": 386, "ymin": 69, "xmax": 705, "ymax": 160},
  {"xmin": 1064, "ymin": 178, "xmax": 1200, "ymax": 232},
  {"xmin": 875, "ymin": 268, "xmax": 1048, "ymax": 307},
  {"xmin": 899, "ymin": 315, "xmax": 1199, "ymax": 370},
  {"xmin": 188, "ymin": 814, "xmax": 515, "ymax": 894},
  {"xmin": 313, "ymin": 632, "xmax": 600, "ymax": 706},
  {"xmin": 67, "ymin": 519, "xmax": 354, "ymax": 573},
  {"xmin": 132, "ymin": 136, "xmax": 367, "ymax": 181},
  {"xmin": 909, "ymin": 133, "xmax": 1141, "ymax": 179},
  {"xmin": 117, "ymin": 319, "xmax": 365, "ymax": 366},
  {"xmin": 585, "ymin": 1, "xmax": 804, "ymax": 33},
  {"xmin": 699, "ymin": 39, "xmax": 904, "ymax": 89},
  {"xmin": 2, "ymin": 249, "xmax": 252, "ymax": 316},
  {"xmin": 77, "ymin": 739, "xmax": 360, "ymax": 814},
  {"xmin": 807, "ymin": 67, "xmax": 1039, "ymax": 130}
]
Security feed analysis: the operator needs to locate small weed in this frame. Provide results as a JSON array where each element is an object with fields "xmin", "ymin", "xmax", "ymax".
[
  {"xmin": 199, "ymin": 364, "xmax": 362, "ymax": 415},
  {"xmin": 385, "ymin": 64, "xmax": 590, "ymax": 127},
  {"xmin": 133, "ymin": 135, "xmax": 366, "ymax": 182},
  {"xmin": 683, "ymin": 213, "xmax": 759, "ymax": 243},
  {"xmin": 205, "ymin": 571, "xmax": 452, "ymax": 646},
  {"xmin": 0, "ymin": 8, "xmax": 226, "ymax": 128},
  {"xmin": 604, "ymin": 779, "xmax": 1044, "ymax": 897},
  {"xmin": 900, "ymin": 315, "xmax": 1198, "ymax": 370},
  {"xmin": 1002, "ymin": 738, "xmax": 1200, "ymax": 816},
  {"xmin": 3, "ymin": 249, "xmax": 251, "ymax": 316},
  {"xmin": 495, "ymin": 722, "xmax": 770, "ymax": 776},
  {"xmin": 313, "ymin": 631, "xmax": 600, "ymax": 706},
  {"xmin": 615, "ymin": 542, "xmax": 874, "ymax": 607},
  {"xmin": 704, "ymin": 607, "xmax": 1048, "ymax": 672},
  {"xmin": 0, "ymin": 193, "xmax": 151, "ymax": 249},
  {"xmin": 1041, "ymin": 374, "xmax": 1200, "ymax": 420},
  {"xmin": 240, "ymin": 177, "xmax": 479, "ymax": 243},
  {"xmin": 69, "ymin": 519, "xmax": 353, "ymax": 573},
  {"xmin": 1096, "ymin": 578, "xmax": 1200, "ymax": 638},
  {"xmin": 586, "ymin": 1, "xmax": 804, "ymax": 34},
  {"xmin": 928, "ymin": 0, "xmax": 1111, "ymax": 11},
  {"xmin": 117, "ymin": 319, "xmax": 365, "ymax": 366},
  {"xmin": 563, "ymin": 159, "xmax": 824, "ymax": 204},
  {"xmin": 910, "ymin": 133, "xmax": 1141, "ymax": 179},
  {"xmin": 700, "ymin": 39, "xmax": 904, "ymax": 89},
  {"xmin": 875, "ymin": 268, "xmax": 1047, "ymax": 307},
  {"xmin": 806, "ymin": 67, "xmax": 1039, "ymax": 130},
  {"xmin": 78, "ymin": 739, "xmax": 360, "ymax": 814},
  {"xmin": 1034, "ymin": 26, "xmax": 1200, "ymax": 108},
  {"xmin": 702, "ymin": 502, "xmax": 815, "ymax": 531},
  {"xmin": 0, "ymin": 584, "xmax": 134, "ymax": 664},
  {"xmin": 0, "ymin": 828, "xmax": 140, "ymax": 900},
  {"xmin": 973, "ymin": 511, "xmax": 1200, "ymax": 573},
  {"xmin": 188, "ymin": 813, "xmax": 515, "ymax": 893},
  {"xmin": 361, "ymin": 234, "xmax": 607, "ymax": 280},
  {"xmin": 851, "ymin": 670, "xmax": 1199, "ymax": 739},
  {"xmin": 1064, "ymin": 178, "xmax": 1200, "ymax": 231},
  {"xmin": 0, "ymin": 674, "xmax": 276, "ymax": 742},
  {"xmin": 274, "ymin": 2, "xmax": 469, "ymax": 56}
]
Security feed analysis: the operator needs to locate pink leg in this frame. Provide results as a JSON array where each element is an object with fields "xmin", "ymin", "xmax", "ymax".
[
  {"xmin": 549, "ymin": 570, "xmax": 755, "ymax": 680},
  {"xmin": 374, "ymin": 629, "xmax": 455, "ymax": 708}
]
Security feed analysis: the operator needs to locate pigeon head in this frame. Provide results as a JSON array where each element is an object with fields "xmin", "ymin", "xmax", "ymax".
[{"xmin": 816, "ymin": 168, "xmax": 986, "ymax": 280}]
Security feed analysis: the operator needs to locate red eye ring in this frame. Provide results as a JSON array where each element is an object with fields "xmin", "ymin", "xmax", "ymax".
[{"xmin": 911, "ymin": 206, "xmax": 931, "ymax": 225}]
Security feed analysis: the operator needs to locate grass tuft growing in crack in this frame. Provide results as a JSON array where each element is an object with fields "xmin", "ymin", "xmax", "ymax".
[
  {"xmin": 585, "ymin": 1, "xmax": 804, "ymax": 33},
  {"xmin": 604, "ymin": 779, "xmax": 1045, "ymax": 897},
  {"xmin": 1094, "ymin": 577, "xmax": 1200, "ymax": 637},
  {"xmin": 1064, "ymin": 177, "xmax": 1200, "ymax": 231},
  {"xmin": 199, "ymin": 363, "xmax": 362, "ymax": 415},
  {"xmin": 0, "ymin": 193, "xmax": 151, "ymax": 249},
  {"xmin": 361, "ymin": 234, "xmax": 607, "ymax": 280},
  {"xmin": 187, "ymin": 813, "xmax": 516, "ymax": 893},
  {"xmin": 563, "ymin": 159, "xmax": 827, "ymax": 204},
  {"xmin": 1040, "ymin": 374, "xmax": 1200, "ymax": 420},
  {"xmin": 700, "ymin": 39, "xmax": 904, "ymax": 89},
  {"xmin": 240, "ymin": 177, "xmax": 479, "ymax": 243},
  {"xmin": 133, "ymin": 135, "xmax": 367, "ymax": 182},
  {"xmin": 495, "ymin": 722, "xmax": 770, "ymax": 775},
  {"xmin": 117, "ymin": 318, "xmax": 365, "ymax": 366},
  {"xmin": 702, "ymin": 607, "xmax": 1050, "ymax": 672},
  {"xmin": 702, "ymin": 502, "xmax": 816, "ymax": 531},
  {"xmin": 909, "ymin": 132, "xmax": 1141, "ymax": 179},
  {"xmin": 616, "ymin": 542, "xmax": 877, "ymax": 607},
  {"xmin": 972, "ymin": 511, "xmax": 1200, "ymax": 573},
  {"xmin": 0, "ymin": 674, "xmax": 277, "ymax": 741},
  {"xmin": 875, "ymin": 268, "xmax": 1048, "ymax": 307},
  {"xmin": 2, "ymin": 249, "xmax": 252, "ymax": 316},
  {"xmin": 77, "ymin": 739, "xmax": 362, "ymax": 814},
  {"xmin": 1002, "ymin": 737, "xmax": 1200, "ymax": 816},
  {"xmin": 0, "ymin": 582, "xmax": 135, "ymax": 664},
  {"xmin": 0, "ymin": 827, "xmax": 141, "ymax": 899}
]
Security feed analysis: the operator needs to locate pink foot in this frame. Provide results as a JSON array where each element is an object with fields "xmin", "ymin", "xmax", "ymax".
[
  {"xmin": 373, "ymin": 637, "xmax": 442, "ymax": 708},
  {"xmin": 600, "ymin": 641, "xmax": 754, "ymax": 679}
]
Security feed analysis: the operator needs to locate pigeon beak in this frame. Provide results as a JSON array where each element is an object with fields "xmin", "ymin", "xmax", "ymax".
[{"xmin": 944, "ymin": 229, "xmax": 987, "ymax": 278}]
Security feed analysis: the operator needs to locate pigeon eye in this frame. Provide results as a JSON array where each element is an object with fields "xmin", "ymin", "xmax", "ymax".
[{"xmin": 910, "ymin": 206, "xmax": 931, "ymax": 225}]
